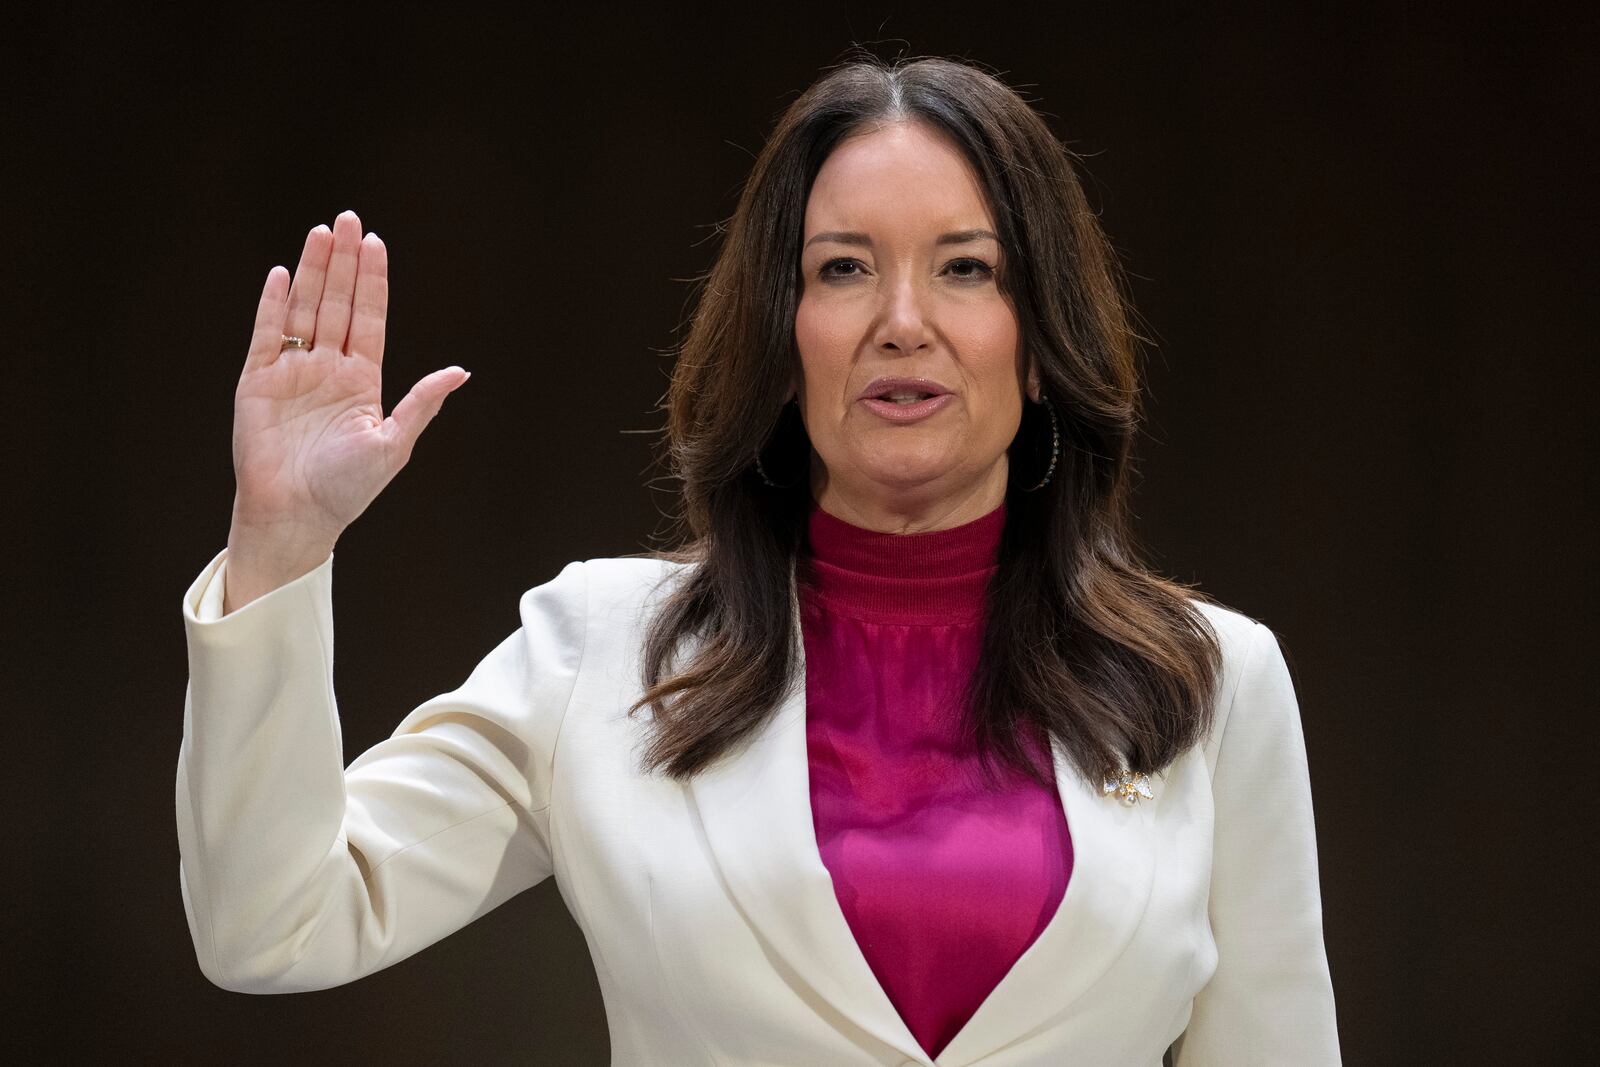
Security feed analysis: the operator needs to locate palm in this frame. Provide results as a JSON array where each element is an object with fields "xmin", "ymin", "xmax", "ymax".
[
  {"xmin": 231, "ymin": 211, "xmax": 467, "ymax": 546},
  {"xmin": 235, "ymin": 345, "xmax": 387, "ymax": 535}
]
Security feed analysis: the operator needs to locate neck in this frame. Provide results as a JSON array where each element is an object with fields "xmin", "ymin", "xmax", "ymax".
[
  {"xmin": 801, "ymin": 497, "xmax": 1007, "ymax": 623},
  {"xmin": 809, "ymin": 454, "xmax": 1009, "ymax": 534}
]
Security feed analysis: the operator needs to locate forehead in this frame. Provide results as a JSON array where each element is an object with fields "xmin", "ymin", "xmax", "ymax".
[{"xmin": 804, "ymin": 119, "xmax": 995, "ymax": 234}]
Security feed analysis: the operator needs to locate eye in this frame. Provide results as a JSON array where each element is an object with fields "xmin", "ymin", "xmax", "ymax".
[
  {"xmin": 819, "ymin": 257, "xmax": 865, "ymax": 280},
  {"xmin": 945, "ymin": 258, "xmax": 996, "ymax": 282},
  {"xmin": 814, "ymin": 257, "xmax": 997, "ymax": 283}
]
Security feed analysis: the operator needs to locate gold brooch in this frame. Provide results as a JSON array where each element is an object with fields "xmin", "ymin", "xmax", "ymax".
[{"xmin": 1102, "ymin": 767, "xmax": 1154, "ymax": 806}]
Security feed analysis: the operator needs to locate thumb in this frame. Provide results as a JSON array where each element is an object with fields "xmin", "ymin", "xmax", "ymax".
[{"xmin": 385, "ymin": 366, "xmax": 470, "ymax": 459}]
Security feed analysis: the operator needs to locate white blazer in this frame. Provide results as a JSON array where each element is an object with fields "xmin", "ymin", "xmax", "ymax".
[{"xmin": 177, "ymin": 547, "xmax": 1340, "ymax": 1066}]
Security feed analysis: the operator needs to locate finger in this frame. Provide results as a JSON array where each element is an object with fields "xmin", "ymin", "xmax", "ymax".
[
  {"xmin": 314, "ymin": 209, "xmax": 363, "ymax": 353},
  {"xmin": 245, "ymin": 265, "xmax": 291, "ymax": 367},
  {"xmin": 383, "ymin": 367, "xmax": 471, "ymax": 461},
  {"xmin": 283, "ymin": 224, "xmax": 333, "ymax": 344},
  {"xmin": 346, "ymin": 233, "xmax": 388, "ymax": 366}
]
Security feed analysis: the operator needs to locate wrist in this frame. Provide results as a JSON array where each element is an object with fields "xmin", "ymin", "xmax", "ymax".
[{"xmin": 223, "ymin": 529, "xmax": 336, "ymax": 614}]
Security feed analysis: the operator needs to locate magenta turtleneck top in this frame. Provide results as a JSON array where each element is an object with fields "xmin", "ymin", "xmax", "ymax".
[{"xmin": 799, "ymin": 500, "xmax": 1075, "ymax": 1060}]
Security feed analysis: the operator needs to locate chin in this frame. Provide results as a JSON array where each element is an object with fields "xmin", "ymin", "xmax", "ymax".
[{"xmin": 859, "ymin": 458, "xmax": 956, "ymax": 492}]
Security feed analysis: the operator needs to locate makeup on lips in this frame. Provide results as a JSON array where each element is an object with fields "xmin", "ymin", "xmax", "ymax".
[{"xmin": 858, "ymin": 377, "xmax": 955, "ymax": 422}]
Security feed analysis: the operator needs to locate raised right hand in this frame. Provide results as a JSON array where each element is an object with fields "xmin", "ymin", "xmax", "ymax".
[{"xmin": 225, "ymin": 210, "xmax": 469, "ymax": 608}]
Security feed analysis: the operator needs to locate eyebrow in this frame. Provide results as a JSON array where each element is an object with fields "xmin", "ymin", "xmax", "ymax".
[{"xmin": 803, "ymin": 228, "xmax": 1000, "ymax": 250}]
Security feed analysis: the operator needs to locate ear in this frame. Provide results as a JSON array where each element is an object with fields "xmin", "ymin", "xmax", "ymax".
[{"xmin": 1025, "ymin": 364, "xmax": 1041, "ymax": 404}]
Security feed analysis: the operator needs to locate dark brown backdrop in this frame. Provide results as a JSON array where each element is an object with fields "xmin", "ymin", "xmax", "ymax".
[{"xmin": 6, "ymin": 5, "xmax": 1595, "ymax": 1064}]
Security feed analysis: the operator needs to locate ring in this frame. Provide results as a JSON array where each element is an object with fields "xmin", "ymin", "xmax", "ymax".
[{"xmin": 280, "ymin": 334, "xmax": 310, "ymax": 351}]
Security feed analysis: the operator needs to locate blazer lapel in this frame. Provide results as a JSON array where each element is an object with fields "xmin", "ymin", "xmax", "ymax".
[
  {"xmin": 931, "ymin": 747, "xmax": 1158, "ymax": 1066},
  {"xmin": 685, "ymin": 674, "xmax": 934, "ymax": 1064},
  {"xmin": 683, "ymin": 568, "xmax": 1158, "ymax": 1066}
]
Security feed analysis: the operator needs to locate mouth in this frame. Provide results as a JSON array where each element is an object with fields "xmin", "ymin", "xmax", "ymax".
[
  {"xmin": 857, "ymin": 379, "xmax": 955, "ymax": 423},
  {"xmin": 858, "ymin": 377, "xmax": 953, "ymax": 404}
]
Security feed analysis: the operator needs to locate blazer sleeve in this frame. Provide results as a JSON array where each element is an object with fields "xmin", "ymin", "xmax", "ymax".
[
  {"xmin": 1173, "ymin": 621, "xmax": 1342, "ymax": 1065},
  {"xmin": 175, "ymin": 547, "xmax": 588, "ymax": 994}
]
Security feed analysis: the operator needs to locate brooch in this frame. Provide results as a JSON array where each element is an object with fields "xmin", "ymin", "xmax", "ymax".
[{"xmin": 1102, "ymin": 767, "xmax": 1155, "ymax": 806}]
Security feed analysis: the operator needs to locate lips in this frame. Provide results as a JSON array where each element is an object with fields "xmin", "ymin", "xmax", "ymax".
[
  {"xmin": 858, "ymin": 376, "xmax": 953, "ymax": 402},
  {"xmin": 859, "ymin": 391, "xmax": 955, "ymax": 422}
]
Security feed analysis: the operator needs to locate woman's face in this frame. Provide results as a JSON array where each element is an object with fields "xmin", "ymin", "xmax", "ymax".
[{"xmin": 794, "ymin": 118, "xmax": 1032, "ymax": 532}]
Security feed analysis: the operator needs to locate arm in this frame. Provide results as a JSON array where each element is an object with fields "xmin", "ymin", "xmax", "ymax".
[
  {"xmin": 175, "ymin": 547, "xmax": 587, "ymax": 993},
  {"xmin": 1173, "ymin": 621, "xmax": 1342, "ymax": 1064}
]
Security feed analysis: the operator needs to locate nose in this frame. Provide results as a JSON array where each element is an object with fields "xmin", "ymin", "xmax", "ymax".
[{"xmin": 872, "ymin": 272, "xmax": 933, "ymax": 356}]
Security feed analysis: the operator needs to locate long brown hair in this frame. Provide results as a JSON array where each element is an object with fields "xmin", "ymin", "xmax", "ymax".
[{"xmin": 627, "ymin": 52, "xmax": 1224, "ymax": 790}]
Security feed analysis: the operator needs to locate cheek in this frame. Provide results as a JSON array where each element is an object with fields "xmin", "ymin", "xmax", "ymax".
[
  {"xmin": 794, "ymin": 294, "xmax": 858, "ymax": 363},
  {"xmin": 948, "ymin": 301, "xmax": 1019, "ymax": 364},
  {"xmin": 793, "ymin": 294, "xmax": 861, "ymax": 406},
  {"xmin": 951, "ymin": 306, "xmax": 1023, "ymax": 426}
]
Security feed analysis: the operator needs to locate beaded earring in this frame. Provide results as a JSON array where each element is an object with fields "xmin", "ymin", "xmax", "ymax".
[
  {"xmin": 755, "ymin": 398, "xmax": 802, "ymax": 489},
  {"xmin": 1021, "ymin": 396, "xmax": 1060, "ymax": 492}
]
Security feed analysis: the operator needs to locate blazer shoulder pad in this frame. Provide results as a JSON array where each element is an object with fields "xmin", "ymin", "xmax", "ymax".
[
  {"xmin": 1189, "ymin": 597, "xmax": 1264, "ymax": 656},
  {"xmin": 571, "ymin": 555, "xmax": 696, "ymax": 626},
  {"xmin": 1185, "ymin": 597, "xmax": 1281, "ymax": 772}
]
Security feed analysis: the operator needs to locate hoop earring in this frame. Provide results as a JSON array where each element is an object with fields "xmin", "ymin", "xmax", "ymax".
[
  {"xmin": 755, "ymin": 451, "xmax": 792, "ymax": 488},
  {"xmin": 755, "ymin": 399, "xmax": 803, "ymax": 489},
  {"xmin": 1021, "ymin": 396, "xmax": 1060, "ymax": 492}
]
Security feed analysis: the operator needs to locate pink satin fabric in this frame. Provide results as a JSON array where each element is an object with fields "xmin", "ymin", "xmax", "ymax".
[{"xmin": 799, "ymin": 501, "xmax": 1074, "ymax": 1060}]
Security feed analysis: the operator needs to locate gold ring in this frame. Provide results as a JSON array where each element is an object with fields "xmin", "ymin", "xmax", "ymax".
[{"xmin": 280, "ymin": 334, "xmax": 310, "ymax": 351}]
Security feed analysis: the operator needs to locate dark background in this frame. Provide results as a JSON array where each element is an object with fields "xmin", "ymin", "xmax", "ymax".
[{"xmin": 7, "ymin": 5, "xmax": 1595, "ymax": 1064}]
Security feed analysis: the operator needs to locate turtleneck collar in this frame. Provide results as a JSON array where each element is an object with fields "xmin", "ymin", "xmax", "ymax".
[{"xmin": 800, "ymin": 500, "xmax": 1006, "ymax": 624}]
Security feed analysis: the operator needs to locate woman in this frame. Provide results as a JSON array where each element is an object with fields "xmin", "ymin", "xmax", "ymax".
[{"xmin": 178, "ymin": 56, "xmax": 1340, "ymax": 1064}]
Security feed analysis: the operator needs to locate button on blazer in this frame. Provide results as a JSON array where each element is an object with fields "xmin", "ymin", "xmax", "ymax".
[{"xmin": 177, "ymin": 547, "xmax": 1341, "ymax": 1065}]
